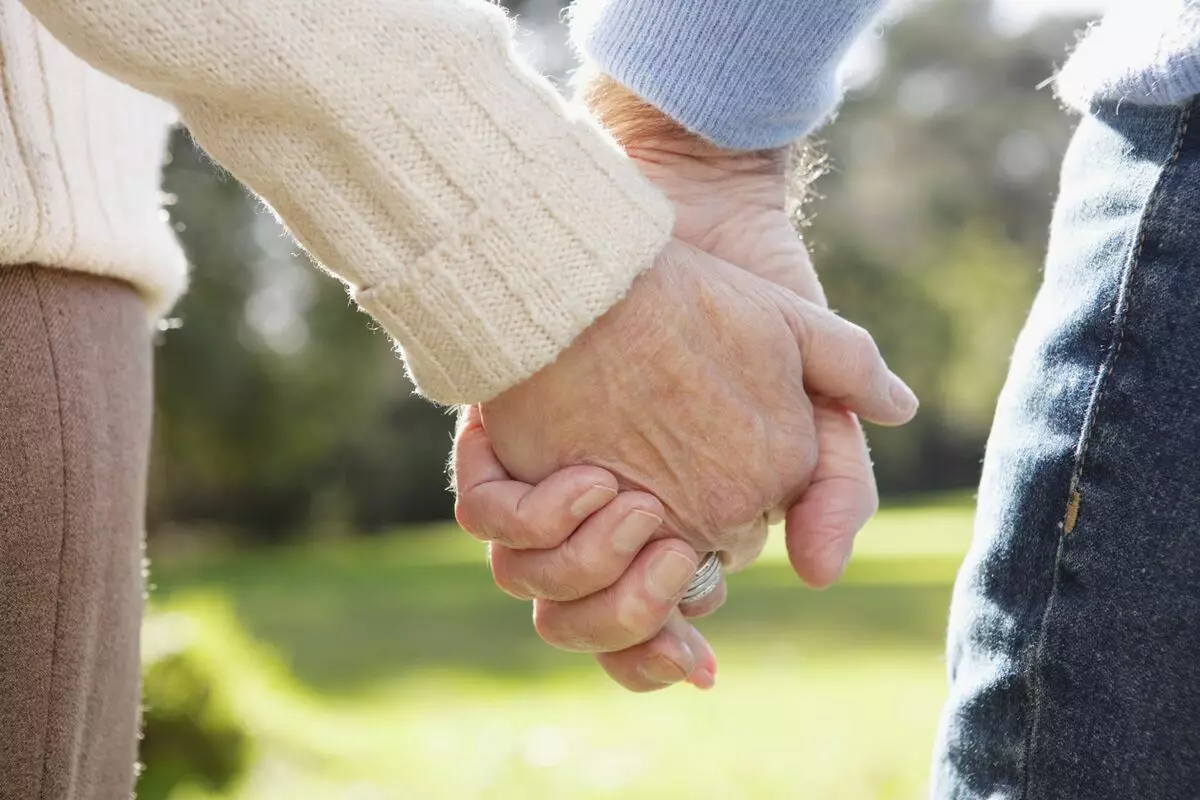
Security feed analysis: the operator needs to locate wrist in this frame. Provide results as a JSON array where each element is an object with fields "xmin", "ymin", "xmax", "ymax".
[{"xmin": 575, "ymin": 70, "xmax": 788, "ymax": 173}]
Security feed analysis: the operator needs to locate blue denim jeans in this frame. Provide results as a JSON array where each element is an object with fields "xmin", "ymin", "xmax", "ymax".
[{"xmin": 932, "ymin": 99, "xmax": 1200, "ymax": 798}]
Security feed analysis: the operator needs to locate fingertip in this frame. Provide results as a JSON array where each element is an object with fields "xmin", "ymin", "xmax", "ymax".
[
  {"xmin": 664, "ymin": 612, "xmax": 718, "ymax": 682},
  {"xmin": 539, "ymin": 465, "xmax": 618, "ymax": 520},
  {"xmin": 785, "ymin": 499, "xmax": 862, "ymax": 589},
  {"xmin": 787, "ymin": 535, "xmax": 854, "ymax": 589},
  {"xmin": 561, "ymin": 465, "xmax": 621, "ymax": 496},
  {"xmin": 855, "ymin": 376, "xmax": 919, "ymax": 428},
  {"xmin": 486, "ymin": 543, "xmax": 534, "ymax": 599},
  {"xmin": 619, "ymin": 490, "xmax": 668, "ymax": 525},
  {"xmin": 454, "ymin": 403, "xmax": 483, "ymax": 436},
  {"xmin": 595, "ymin": 629, "xmax": 698, "ymax": 692},
  {"xmin": 634, "ymin": 636, "xmax": 695, "ymax": 687},
  {"xmin": 569, "ymin": 483, "xmax": 619, "ymax": 519},
  {"xmin": 510, "ymin": 467, "xmax": 620, "ymax": 549},
  {"xmin": 688, "ymin": 667, "xmax": 716, "ymax": 690},
  {"xmin": 859, "ymin": 375, "xmax": 918, "ymax": 428},
  {"xmin": 889, "ymin": 375, "xmax": 919, "ymax": 421},
  {"xmin": 792, "ymin": 559, "xmax": 843, "ymax": 590}
]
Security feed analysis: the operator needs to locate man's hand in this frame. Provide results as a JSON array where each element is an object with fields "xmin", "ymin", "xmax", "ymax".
[
  {"xmin": 480, "ymin": 238, "xmax": 914, "ymax": 583},
  {"xmin": 462, "ymin": 239, "xmax": 911, "ymax": 688},
  {"xmin": 584, "ymin": 72, "xmax": 884, "ymax": 587}
]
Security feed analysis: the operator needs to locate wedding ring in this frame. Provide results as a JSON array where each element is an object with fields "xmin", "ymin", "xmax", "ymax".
[{"xmin": 681, "ymin": 552, "xmax": 722, "ymax": 606}]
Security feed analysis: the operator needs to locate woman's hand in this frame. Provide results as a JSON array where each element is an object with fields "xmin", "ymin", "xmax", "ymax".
[{"xmin": 453, "ymin": 405, "xmax": 720, "ymax": 691}]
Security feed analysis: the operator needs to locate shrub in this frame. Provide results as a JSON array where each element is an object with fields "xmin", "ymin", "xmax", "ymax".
[{"xmin": 138, "ymin": 611, "xmax": 252, "ymax": 800}]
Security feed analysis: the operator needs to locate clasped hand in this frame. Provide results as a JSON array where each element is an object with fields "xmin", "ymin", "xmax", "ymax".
[{"xmin": 453, "ymin": 96, "xmax": 917, "ymax": 691}]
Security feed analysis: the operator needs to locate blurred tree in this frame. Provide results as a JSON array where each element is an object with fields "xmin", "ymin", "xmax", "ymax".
[
  {"xmin": 151, "ymin": 131, "xmax": 455, "ymax": 542},
  {"xmin": 809, "ymin": 0, "xmax": 1083, "ymax": 492}
]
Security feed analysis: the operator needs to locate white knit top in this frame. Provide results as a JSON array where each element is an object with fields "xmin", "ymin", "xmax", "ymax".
[{"xmin": 3, "ymin": 0, "xmax": 674, "ymax": 404}]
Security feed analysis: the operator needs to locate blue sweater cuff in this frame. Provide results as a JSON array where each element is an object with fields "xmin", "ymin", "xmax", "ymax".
[{"xmin": 572, "ymin": 0, "xmax": 885, "ymax": 150}]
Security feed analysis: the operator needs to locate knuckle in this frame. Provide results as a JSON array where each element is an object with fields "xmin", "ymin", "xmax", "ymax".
[
  {"xmin": 618, "ymin": 490, "xmax": 666, "ymax": 522},
  {"xmin": 454, "ymin": 494, "xmax": 487, "ymax": 539},
  {"xmin": 512, "ymin": 506, "xmax": 559, "ymax": 549},
  {"xmin": 700, "ymin": 477, "xmax": 765, "ymax": 535},
  {"xmin": 715, "ymin": 521, "xmax": 769, "ymax": 572},
  {"xmin": 614, "ymin": 589, "xmax": 668, "ymax": 646},
  {"xmin": 847, "ymin": 325, "xmax": 883, "ymax": 380},
  {"xmin": 487, "ymin": 548, "xmax": 530, "ymax": 599},
  {"xmin": 563, "ymin": 465, "xmax": 619, "ymax": 493},
  {"xmin": 511, "ymin": 494, "xmax": 566, "ymax": 551},
  {"xmin": 782, "ymin": 447, "xmax": 819, "ymax": 499},
  {"xmin": 532, "ymin": 555, "xmax": 585, "ymax": 601}
]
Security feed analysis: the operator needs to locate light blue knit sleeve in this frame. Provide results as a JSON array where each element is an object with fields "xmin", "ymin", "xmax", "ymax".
[{"xmin": 571, "ymin": 0, "xmax": 886, "ymax": 150}]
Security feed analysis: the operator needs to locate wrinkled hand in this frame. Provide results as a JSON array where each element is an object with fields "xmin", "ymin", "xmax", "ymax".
[
  {"xmin": 627, "ymin": 142, "xmax": 879, "ymax": 586},
  {"xmin": 455, "ymin": 77, "xmax": 917, "ymax": 691},
  {"xmin": 454, "ymin": 405, "xmax": 721, "ymax": 691},
  {"xmin": 462, "ymin": 238, "xmax": 912, "ymax": 688},
  {"xmin": 583, "ymin": 69, "xmax": 892, "ymax": 585},
  {"xmin": 480, "ymin": 239, "xmax": 914, "ymax": 576}
]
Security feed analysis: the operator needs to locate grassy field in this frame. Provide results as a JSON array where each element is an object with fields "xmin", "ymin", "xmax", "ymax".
[{"xmin": 146, "ymin": 495, "xmax": 976, "ymax": 800}]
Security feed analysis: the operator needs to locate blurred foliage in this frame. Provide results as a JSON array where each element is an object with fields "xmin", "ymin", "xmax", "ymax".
[
  {"xmin": 140, "ymin": 498, "xmax": 973, "ymax": 798},
  {"xmin": 809, "ymin": 0, "xmax": 1082, "ymax": 492},
  {"xmin": 148, "ymin": 0, "xmax": 1088, "ymax": 541},
  {"xmin": 139, "ymin": 611, "xmax": 252, "ymax": 800},
  {"xmin": 151, "ymin": 136, "xmax": 457, "ymax": 542}
]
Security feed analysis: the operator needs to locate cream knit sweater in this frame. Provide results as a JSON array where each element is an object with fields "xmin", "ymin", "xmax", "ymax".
[{"xmin": 7, "ymin": 0, "xmax": 673, "ymax": 404}]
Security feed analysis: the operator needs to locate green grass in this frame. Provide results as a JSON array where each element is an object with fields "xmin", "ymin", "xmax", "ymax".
[{"xmin": 146, "ymin": 493, "xmax": 976, "ymax": 799}]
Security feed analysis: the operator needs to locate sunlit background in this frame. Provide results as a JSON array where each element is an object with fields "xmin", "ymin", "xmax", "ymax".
[{"xmin": 141, "ymin": 0, "xmax": 1107, "ymax": 797}]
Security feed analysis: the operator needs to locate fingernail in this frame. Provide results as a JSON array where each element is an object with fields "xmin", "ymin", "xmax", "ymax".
[
  {"xmin": 688, "ymin": 668, "xmax": 716, "ymax": 690},
  {"xmin": 612, "ymin": 510, "xmax": 663, "ymax": 556},
  {"xmin": 646, "ymin": 551, "xmax": 697, "ymax": 602},
  {"xmin": 570, "ymin": 485, "xmax": 617, "ymax": 518},
  {"xmin": 889, "ymin": 374, "xmax": 919, "ymax": 417},
  {"xmin": 637, "ymin": 654, "xmax": 689, "ymax": 685}
]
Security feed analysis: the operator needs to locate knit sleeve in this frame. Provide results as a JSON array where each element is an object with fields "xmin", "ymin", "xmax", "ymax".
[
  {"xmin": 571, "ymin": 0, "xmax": 887, "ymax": 150},
  {"xmin": 19, "ymin": 0, "xmax": 674, "ymax": 404}
]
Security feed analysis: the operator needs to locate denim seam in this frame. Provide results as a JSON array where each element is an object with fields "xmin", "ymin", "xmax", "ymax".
[
  {"xmin": 1019, "ymin": 102, "xmax": 1194, "ymax": 800},
  {"xmin": 1065, "ymin": 102, "xmax": 1193, "ymax": 533}
]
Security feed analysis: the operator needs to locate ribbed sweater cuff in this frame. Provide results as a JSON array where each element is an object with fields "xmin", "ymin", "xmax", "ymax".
[
  {"xmin": 19, "ymin": 0, "xmax": 675, "ymax": 406},
  {"xmin": 339, "ymin": 8, "xmax": 677, "ymax": 405},
  {"xmin": 357, "ymin": 160, "xmax": 673, "ymax": 405},
  {"xmin": 572, "ymin": 0, "xmax": 886, "ymax": 150}
]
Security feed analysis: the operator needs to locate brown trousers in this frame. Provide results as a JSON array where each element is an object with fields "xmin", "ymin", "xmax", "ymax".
[{"xmin": 0, "ymin": 266, "xmax": 150, "ymax": 800}]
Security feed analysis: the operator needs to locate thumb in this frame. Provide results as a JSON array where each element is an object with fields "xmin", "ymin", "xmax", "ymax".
[
  {"xmin": 780, "ymin": 294, "xmax": 918, "ymax": 426},
  {"xmin": 785, "ymin": 400, "xmax": 878, "ymax": 587}
]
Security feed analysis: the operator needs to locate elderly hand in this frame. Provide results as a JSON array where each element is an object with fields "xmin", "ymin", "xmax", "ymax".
[
  {"xmin": 453, "ymin": 404, "xmax": 721, "ymax": 691},
  {"xmin": 457, "ymin": 239, "xmax": 910, "ymax": 688},
  {"xmin": 455, "ymin": 239, "xmax": 911, "ymax": 686},
  {"xmin": 480, "ymin": 239, "xmax": 913, "ymax": 575},
  {"xmin": 454, "ymin": 76, "xmax": 916, "ymax": 692},
  {"xmin": 613, "ymin": 125, "xmax": 879, "ymax": 587}
]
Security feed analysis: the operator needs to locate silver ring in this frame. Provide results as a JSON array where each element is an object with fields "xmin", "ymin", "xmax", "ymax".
[{"xmin": 681, "ymin": 552, "xmax": 722, "ymax": 605}]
